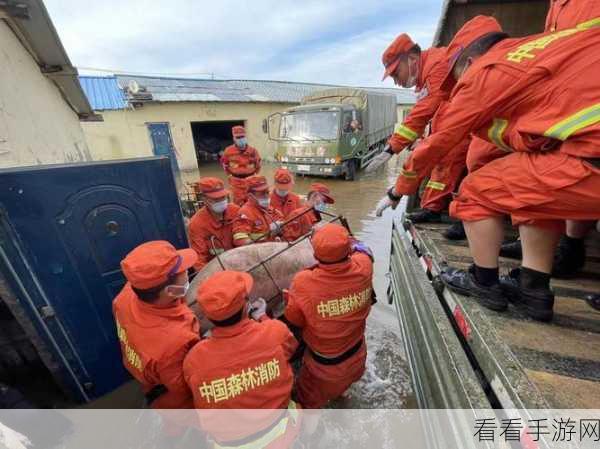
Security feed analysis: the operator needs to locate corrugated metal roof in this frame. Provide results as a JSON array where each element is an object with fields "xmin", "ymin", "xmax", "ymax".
[
  {"xmin": 78, "ymin": 75, "xmax": 416, "ymax": 110},
  {"xmin": 79, "ymin": 76, "xmax": 127, "ymax": 111}
]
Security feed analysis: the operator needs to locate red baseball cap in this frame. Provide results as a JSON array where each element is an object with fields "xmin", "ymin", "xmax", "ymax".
[
  {"xmin": 232, "ymin": 126, "xmax": 246, "ymax": 138},
  {"xmin": 312, "ymin": 223, "xmax": 351, "ymax": 263},
  {"xmin": 121, "ymin": 241, "xmax": 197, "ymax": 290},
  {"xmin": 309, "ymin": 183, "xmax": 335, "ymax": 204},
  {"xmin": 441, "ymin": 15, "xmax": 504, "ymax": 90},
  {"xmin": 274, "ymin": 168, "xmax": 293, "ymax": 190},
  {"xmin": 246, "ymin": 175, "xmax": 269, "ymax": 193},
  {"xmin": 381, "ymin": 33, "xmax": 416, "ymax": 81},
  {"xmin": 198, "ymin": 177, "xmax": 228, "ymax": 199},
  {"xmin": 197, "ymin": 271, "xmax": 254, "ymax": 321}
]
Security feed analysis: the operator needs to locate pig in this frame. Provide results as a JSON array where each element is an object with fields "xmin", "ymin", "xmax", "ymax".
[{"xmin": 185, "ymin": 239, "xmax": 316, "ymax": 329}]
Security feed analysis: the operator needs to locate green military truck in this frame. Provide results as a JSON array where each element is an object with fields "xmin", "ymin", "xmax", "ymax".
[{"xmin": 267, "ymin": 88, "xmax": 397, "ymax": 180}]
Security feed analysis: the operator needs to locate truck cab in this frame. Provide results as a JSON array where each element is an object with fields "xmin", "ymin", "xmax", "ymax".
[{"xmin": 273, "ymin": 104, "xmax": 363, "ymax": 180}]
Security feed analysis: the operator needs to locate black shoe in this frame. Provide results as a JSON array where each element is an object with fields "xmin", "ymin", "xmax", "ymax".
[
  {"xmin": 440, "ymin": 266, "xmax": 508, "ymax": 312},
  {"xmin": 585, "ymin": 294, "xmax": 600, "ymax": 311},
  {"xmin": 552, "ymin": 235, "xmax": 586, "ymax": 278},
  {"xmin": 500, "ymin": 240, "xmax": 522, "ymax": 260},
  {"xmin": 444, "ymin": 221, "xmax": 466, "ymax": 240},
  {"xmin": 499, "ymin": 268, "xmax": 521, "ymax": 303},
  {"xmin": 405, "ymin": 208, "xmax": 442, "ymax": 223}
]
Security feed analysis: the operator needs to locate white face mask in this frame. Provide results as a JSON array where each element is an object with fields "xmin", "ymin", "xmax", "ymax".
[
  {"xmin": 210, "ymin": 199, "xmax": 228, "ymax": 214},
  {"xmin": 258, "ymin": 197, "xmax": 270, "ymax": 208},
  {"xmin": 314, "ymin": 202, "xmax": 327, "ymax": 212},
  {"xmin": 275, "ymin": 189, "xmax": 288, "ymax": 197},
  {"xmin": 235, "ymin": 138, "xmax": 247, "ymax": 149},
  {"xmin": 165, "ymin": 280, "xmax": 190, "ymax": 298}
]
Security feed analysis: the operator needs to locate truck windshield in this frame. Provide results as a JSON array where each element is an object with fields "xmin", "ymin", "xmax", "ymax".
[{"xmin": 280, "ymin": 111, "xmax": 339, "ymax": 141}]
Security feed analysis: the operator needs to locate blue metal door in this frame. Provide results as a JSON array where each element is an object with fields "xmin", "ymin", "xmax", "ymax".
[
  {"xmin": 0, "ymin": 157, "xmax": 187, "ymax": 402},
  {"xmin": 148, "ymin": 123, "xmax": 180, "ymax": 177}
]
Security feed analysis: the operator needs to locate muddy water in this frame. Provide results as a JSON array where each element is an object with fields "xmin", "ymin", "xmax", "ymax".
[
  {"xmin": 183, "ymin": 161, "xmax": 416, "ymax": 409},
  {"xmin": 89, "ymin": 161, "xmax": 415, "ymax": 409}
]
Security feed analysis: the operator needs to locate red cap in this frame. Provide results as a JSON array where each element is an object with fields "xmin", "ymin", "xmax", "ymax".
[
  {"xmin": 197, "ymin": 271, "xmax": 253, "ymax": 321},
  {"xmin": 274, "ymin": 168, "xmax": 293, "ymax": 190},
  {"xmin": 246, "ymin": 175, "xmax": 269, "ymax": 193},
  {"xmin": 121, "ymin": 241, "xmax": 197, "ymax": 290},
  {"xmin": 442, "ymin": 15, "xmax": 504, "ymax": 90},
  {"xmin": 312, "ymin": 223, "xmax": 351, "ymax": 263},
  {"xmin": 198, "ymin": 177, "xmax": 228, "ymax": 199},
  {"xmin": 232, "ymin": 126, "xmax": 246, "ymax": 138},
  {"xmin": 381, "ymin": 33, "xmax": 416, "ymax": 80},
  {"xmin": 309, "ymin": 183, "xmax": 335, "ymax": 204}
]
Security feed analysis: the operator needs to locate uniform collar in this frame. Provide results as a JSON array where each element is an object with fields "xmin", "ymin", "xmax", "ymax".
[
  {"xmin": 317, "ymin": 257, "xmax": 353, "ymax": 273},
  {"xmin": 211, "ymin": 317, "xmax": 254, "ymax": 338}
]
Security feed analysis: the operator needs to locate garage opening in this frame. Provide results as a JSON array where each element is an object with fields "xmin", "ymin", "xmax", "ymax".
[{"xmin": 191, "ymin": 120, "xmax": 245, "ymax": 166}]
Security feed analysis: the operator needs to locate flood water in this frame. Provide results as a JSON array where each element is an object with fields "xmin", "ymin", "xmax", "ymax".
[
  {"xmin": 183, "ymin": 161, "xmax": 416, "ymax": 409},
  {"xmin": 90, "ymin": 160, "xmax": 415, "ymax": 409}
]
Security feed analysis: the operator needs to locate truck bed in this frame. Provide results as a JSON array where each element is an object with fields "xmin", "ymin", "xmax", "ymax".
[{"xmin": 390, "ymin": 217, "xmax": 600, "ymax": 409}]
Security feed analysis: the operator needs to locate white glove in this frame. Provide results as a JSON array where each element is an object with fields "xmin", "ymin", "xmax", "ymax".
[
  {"xmin": 375, "ymin": 190, "xmax": 401, "ymax": 217},
  {"xmin": 249, "ymin": 298, "xmax": 267, "ymax": 320},
  {"xmin": 269, "ymin": 221, "xmax": 283, "ymax": 235},
  {"xmin": 364, "ymin": 150, "xmax": 392, "ymax": 173}
]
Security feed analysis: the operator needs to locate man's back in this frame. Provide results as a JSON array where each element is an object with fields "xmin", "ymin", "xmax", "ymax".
[{"xmin": 286, "ymin": 252, "xmax": 373, "ymax": 356}]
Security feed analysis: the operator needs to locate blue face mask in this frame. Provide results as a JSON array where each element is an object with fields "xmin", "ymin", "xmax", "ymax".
[
  {"xmin": 236, "ymin": 138, "xmax": 247, "ymax": 148},
  {"xmin": 315, "ymin": 202, "xmax": 327, "ymax": 212}
]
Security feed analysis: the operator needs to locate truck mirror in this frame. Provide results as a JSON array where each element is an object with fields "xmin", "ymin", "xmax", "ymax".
[
  {"xmin": 262, "ymin": 119, "xmax": 268, "ymax": 134},
  {"xmin": 267, "ymin": 113, "xmax": 282, "ymax": 141}
]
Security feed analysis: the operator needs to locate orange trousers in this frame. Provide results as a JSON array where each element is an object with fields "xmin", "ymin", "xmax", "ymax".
[
  {"xmin": 228, "ymin": 176, "xmax": 248, "ymax": 206},
  {"xmin": 450, "ymin": 151, "xmax": 600, "ymax": 232},
  {"xmin": 466, "ymin": 138, "xmax": 507, "ymax": 173},
  {"xmin": 296, "ymin": 344, "xmax": 367, "ymax": 409},
  {"xmin": 420, "ymin": 138, "xmax": 470, "ymax": 212}
]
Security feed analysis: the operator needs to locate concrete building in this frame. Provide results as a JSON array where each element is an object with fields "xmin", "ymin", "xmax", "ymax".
[
  {"xmin": 0, "ymin": 0, "xmax": 96, "ymax": 168},
  {"xmin": 79, "ymin": 75, "xmax": 415, "ymax": 182}
]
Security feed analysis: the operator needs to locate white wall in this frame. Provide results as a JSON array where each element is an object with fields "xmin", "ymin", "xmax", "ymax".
[{"xmin": 0, "ymin": 20, "xmax": 90, "ymax": 167}]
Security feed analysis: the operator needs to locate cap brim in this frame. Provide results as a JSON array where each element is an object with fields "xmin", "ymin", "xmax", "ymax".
[
  {"xmin": 204, "ymin": 189, "xmax": 229, "ymax": 199},
  {"xmin": 322, "ymin": 193, "xmax": 335, "ymax": 204},
  {"xmin": 176, "ymin": 248, "xmax": 198, "ymax": 272},
  {"xmin": 382, "ymin": 58, "xmax": 401, "ymax": 81},
  {"xmin": 240, "ymin": 272, "xmax": 254, "ymax": 295}
]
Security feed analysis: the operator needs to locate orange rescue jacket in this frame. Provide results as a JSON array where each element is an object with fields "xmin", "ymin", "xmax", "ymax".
[
  {"xmin": 233, "ymin": 198, "xmax": 284, "ymax": 245},
  {"xmin": 222, "ymin": 145, "xmax": 261, "ymax": 177},
  {"xmin": 112, "ymin": 286, "xmax": 200, "ymax": 408}
]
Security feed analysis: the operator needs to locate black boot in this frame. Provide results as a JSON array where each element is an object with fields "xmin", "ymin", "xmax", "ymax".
[
  {"xmin": 586, "ymin": 294, "xmax": 600, "ymax": 311},
  {"xmin": 499, "ymin": 268, "xmax": 521, "ymax": 303},
  {"xmin": 405, "ymin": 208, "xmax": 442, "ymax": 223},
  {"xmin": 440, "ymin": 265, "xmax": 508, "ymax": 311},
  {"xmin": 499, "ymin": 240, "xmax": 522, "ymax": 259},
  {"xmin": 444, "ymin": 221, "xmax": 466, "ymax": 240},
  {"xmin": 501, "ymin": 267, "xmax": 554, "ymax": 322},
  {"xmin": 552, "ymin": 235, "xmax": 586, "ymax": 278}
]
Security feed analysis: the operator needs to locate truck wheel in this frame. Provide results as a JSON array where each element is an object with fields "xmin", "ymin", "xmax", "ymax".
[{"xmin": 344, "ymin": 159, "xmax": 357, "ymax": 181}]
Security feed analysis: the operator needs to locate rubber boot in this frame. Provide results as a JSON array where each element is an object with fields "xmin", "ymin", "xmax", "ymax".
[
  {"xmin": 443, "ymin": 221, "xmax": 466, "ymax": 240},
  {"xmin": 405, "ymin": 208, "xmax": 442, "ymax": 223},
  {"xmin": 499, "ymin": 240, "xmax": 522, "ymax": 259},
  {"xmin": 500, "ymin": 268, "xmax": 554, "ymax": 322},
  {"xmin": 440, "ymin": 265, "xmax": 508, "ymax": 311},
  {"xmin": 552, "ymin": 235, "xmax": 586, "ymax": 278}
]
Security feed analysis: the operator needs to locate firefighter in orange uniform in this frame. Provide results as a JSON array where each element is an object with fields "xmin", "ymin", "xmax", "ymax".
[
  {"xmin": 112, "ymin": 241, "xmax": 200, "ymax": 409},
  {"xmin": 283, "ymin": 183, "xmax": 335, "ymax": 242},
  {"xmin": 233, "ymin": 175, "xmax": 284, "ymax": 246},
  {"xmin": 270, "ymin": 168, "xmax": 303, "ymax": 218},
  {"xmin": 183, "ymin": 271, "xmax": 299, "ymax": 447},
  {"xmin": 221, "ymin": 126, "xmax": 261, "ymax": 206},
  {"xmin": 545, "ymin": 0, "xmax": 600, "ymax": 32},
  {"xmin": 365, "ymin": 33, "xmax": 470, "ymax": 238},
  {"xmin": 499, "ymin": 1, "xmax": 600, "ymax": 267},
  {"xmin": 188, "ymin": 177, "xmax": 240, "ymax": 271},
  {"xmin": 376, "ymin": 16, "xmax": 600, "ymax": 322},
  {"xmin": 285, "ymin": 224, "xmax": 374, "ymax": 408}
]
